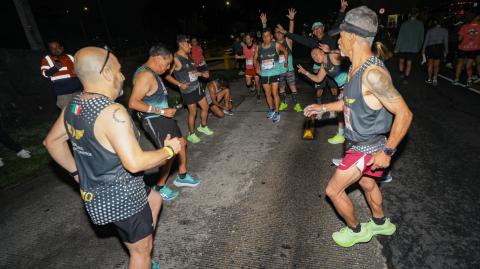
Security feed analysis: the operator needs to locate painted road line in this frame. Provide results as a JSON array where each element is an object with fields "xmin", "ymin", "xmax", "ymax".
[{"xmin": 438, "ymin": 74, "xmax": 480, "ymax": 95}]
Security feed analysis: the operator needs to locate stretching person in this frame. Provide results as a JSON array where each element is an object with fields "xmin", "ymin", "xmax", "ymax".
[
  {"xmin": 129, "ymin": 44, "xmax": 200, "ymax": 202},
  {"xmin": 254, "ymin": 26, "xmax": 289, "ymax": 123},
  {"xmin": 298, "ymin": 48, "xmax": 345, "ymax": 144},
  {"xmin": 205, "ymin": 79, "xmax": 234, "ymax": 118},
  {"xmin": 166, "ymin": 35, "xmax": 214, "ymax": 144},
  {"xmin": 235, "ymin": 33, "xmax": 261, "ymax": 99},
  {"xmin": 43, "ymin": 47, "xmax": 182, "ymax": 268}
]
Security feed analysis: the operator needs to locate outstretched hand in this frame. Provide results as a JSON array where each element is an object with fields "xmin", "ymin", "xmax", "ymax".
[
  {"xmin": 340, "ymin": 0, "xmax": 348, "ymax": 12},
  {"xmin": 297, "ymin": 64, "xmax": 307, "ymax": 75},
  {"xmin": 286, "ymin": 8, "xmax": 297, "ymax": 20},
  {"xmin": 260, "ymin": 13, "xmax": 267, "ymax": 25}
]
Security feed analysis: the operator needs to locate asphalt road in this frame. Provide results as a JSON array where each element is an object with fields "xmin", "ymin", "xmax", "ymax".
[{"xmin": 0, "ymin": 61, "xmax": 479, "ymax": 269}]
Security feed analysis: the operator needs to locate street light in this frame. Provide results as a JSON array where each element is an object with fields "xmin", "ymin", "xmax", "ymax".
[
  {"xmin": 83, "ymin": 6, "xmax": 89, "ymax": 11},
  {"xmin": 225, "ymin": 1, "xmax": 230, "ymax": 7}
]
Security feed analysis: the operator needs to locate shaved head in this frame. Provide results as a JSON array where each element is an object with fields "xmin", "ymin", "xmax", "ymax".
[{"xmin": 74, "ymin": 47, "xmax": 117, "ymax": 83}]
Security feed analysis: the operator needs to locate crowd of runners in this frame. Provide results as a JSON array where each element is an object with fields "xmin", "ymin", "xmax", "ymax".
[{"xmin": 40, "ymin": 0, "xmax": 417, "ymax": 267}]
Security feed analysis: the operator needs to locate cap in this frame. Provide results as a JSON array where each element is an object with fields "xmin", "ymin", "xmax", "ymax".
[
  {"xmin": 329, "ymin": 6, "xmax": 378, "ymax": 38},
  {"xmin": 311, "ymin": 22, "xmax": 324, "ymax": 31}
]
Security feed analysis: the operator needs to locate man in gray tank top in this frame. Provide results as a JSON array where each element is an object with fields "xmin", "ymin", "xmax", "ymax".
[
  {"xmin": 43, "ymin": 47, "xmax": 182, "ymax": 268},
  {"xmin": 304, "ymin": 6, "xmax": 413, "ymax": 248}
]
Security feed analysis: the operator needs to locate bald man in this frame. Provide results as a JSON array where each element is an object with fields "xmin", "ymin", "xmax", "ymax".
[{"xmin": 43, "ymin": 47, "xmax": 181, "ymax": 269}]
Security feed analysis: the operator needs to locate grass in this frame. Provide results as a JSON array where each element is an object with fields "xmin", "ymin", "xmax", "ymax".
[{"xmin": 0, "ymin": 120, "xmax": 54, "ymax": 189}]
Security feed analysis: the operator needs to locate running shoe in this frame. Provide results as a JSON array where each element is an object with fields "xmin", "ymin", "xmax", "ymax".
[
  {"xmin": 187, "ymin": 133, "xmax": 201, "ymax": 144},
  {"xmin": 197, "ymin": 125, "xmax": 214, "ymax": 136},
  {"xmin": 425, "ymin": 79, "xmax": 432, "ymax": 84},
  {"xmin": 173, "ymin": 173, "xmax": 201, "ymax": 187},
  {"xmin": 238, "ymin": 71, "xmax": 245, "ymax": 76},
  {"xmin": 466, "ymin": 79, "xmax": 473, "ymax": 87},
  {"xmin": 381, "ymin": 170, "xmax": 393, "ymax": 183},
  {"xmin": 474, "ymin": 77, "xmax": 480, "ymax": 84},
  {"xmin": 452, "ymin": 80, "xmax": 461, "ymax": 86},
  {"xmin": 151, "ymin": 260, "xmax": 160, "ymax": 269},
  {"xmin": 363, "ymin": 218, "xmax": 396, "ymax": 236},
  {"xmin": 266, "ymin": 108, "xmax": 275, "ymax": 119},
  {"xmin": 223, "ymin": 109, "xmax": 234, "ymax": 116},
  {"xmin": 432, "ymin": 79, "xmax": 438, "ymax": 87},
  {"xmin": 16, "ymin": 149, "xmax": 31, "ymax": 159},
  {"xmin": 0, "ymin": 158, "xmax": 4, "ymax": 168},
  {"xmin": 332, "ymin": 224, "xmax": 373, "ymax": 248},
  {"xmin": 256, "ymin": 94, "xmax": 261, "ymax": 101},
  {"xmin": 472, "ymin": 75, "xmax": 479, "ymax": 81},
  {"xmin": 327, "ymin": 133, "xmax": 345, "ymax": 144},
  {"xmin": 272, "ymin": 112, "xmax": 281, "ymax": 123},
  {"xmin": 249, "ymin": 87, "xmax": 256, "ymax": 93},
  {"xmin": 279, "ymin": 102, "xmax": 288, "ymax": 111},
  {"xmin": 293, "ymin": 103, "xmax": 303, "ymax": 112},
  {"xmin": 331, "ymin": 158, "xmax": 342, "ymax": 166},
  {"xmin": 153, "ymin": 185, "xmax": 179, "ymax": 201}
]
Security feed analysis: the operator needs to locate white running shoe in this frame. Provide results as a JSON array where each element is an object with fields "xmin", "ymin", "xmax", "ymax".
[
  {"xmin": 332, "ymin": 158, "xmax": 342, "ymax": 166},
  {"xmin": 0, "ymin": 158, "xmax": 4, "ymax": 167},
  {"xmin": 16, "ymin": 149, "xmax": 31, "ymax": 159}
]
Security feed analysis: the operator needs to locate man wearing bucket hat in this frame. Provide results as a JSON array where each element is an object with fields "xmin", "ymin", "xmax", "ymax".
[{"xmin": 304, "ymin": 6, "xmax": 413, "ymax": 247}]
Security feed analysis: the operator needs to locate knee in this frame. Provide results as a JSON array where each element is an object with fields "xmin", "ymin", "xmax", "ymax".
[
  {"xmin": 359, "ymin": 179, "xmax": 375, "ymax": 192},
  {"xmin": 180, "ymin": 137, "xmax": 187, "ymax": 147},
  {"xmin": 129, "ymin": 236, "xmax": 153, "ymax": 256},
  {"xmin": 325, "ymin": 184, "xmax": 338, "ymax": 200}
]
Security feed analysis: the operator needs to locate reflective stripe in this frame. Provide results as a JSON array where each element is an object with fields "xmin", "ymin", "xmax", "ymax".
[
  {"xmin": 51, "ymin": 74, "xmax": 71, "ymax": 81},
  {"xmin": 41, "ymin": 70, "xmax": 48, "ymax": 78},
  {"xmin": 45, "ymin": 55, "xmax": 54, "ymax": 67},
  {"xmin": 67, "ymin": 54, "xmax": 74, "ymax": 62},
  {"xmin": 40, "ymin": 65, "xmax": 50, "ymax": 70},
  {"xmin": 59, "ymin": 67, "xmax": 68, "ymax": 71}
]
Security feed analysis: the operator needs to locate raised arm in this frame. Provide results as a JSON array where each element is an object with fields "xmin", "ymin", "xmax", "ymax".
[
  {"xmin": 285, "ymin": 8, "xmax": 296, "ymax": 49},
  {"xmin": 260, "ymin": 13, "xmax": 268, "ymax": 29},
  {"xmin": 363, "ymin": 67, "xmax": 413, "ymax": 169}
]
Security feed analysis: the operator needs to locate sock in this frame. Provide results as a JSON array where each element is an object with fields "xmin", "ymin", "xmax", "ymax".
[
  {"xmin": 349, "ymin": 224, "xmax": 362, "ymax": 233},
  {"xmin": 338, "ymin": 127, "xmax": 344, "ymax": 136},
  {"xmin": 280, "ymin": 92, "xmax": 286, "ymax": 103},
  {"xmin": 179, "ymin": 173, "xmax": 187, "ymax": 179},
  {"xmin": 201, "ymin": 124, "xmax": 206, "ymax": 128},
  {"xmin": 373, "ymin": 216, "xmax": 386, "ymax": 225},
  {"xmin": 316, "ymin": 96, "xmax": 322, "ymax": 104},
  {"xmin": 291, "ymin": 92, "xmax": 298, "ymax": 104}
]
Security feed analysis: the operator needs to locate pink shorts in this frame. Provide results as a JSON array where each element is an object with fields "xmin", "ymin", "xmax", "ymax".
[
  {"xmin": 245, "ymin": 68, "xmax": 258, "ymax": 77},
  {"xmin": 337, "ymin": 150, "xmax": 384, "ymax": 178}
]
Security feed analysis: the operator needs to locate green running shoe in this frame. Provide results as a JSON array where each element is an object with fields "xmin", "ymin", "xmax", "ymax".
[
  {"xmin": 187, "ymin": 133, "xmax": 201, "ymax": 144},
  {"xmin": 279, "ymin": 102, "xmax": 288, "ymax": 111},
  {"xmin": 197, "ymin": 125, "xmax": 214, "ymax": 136},
  {"xmin": 363, "ymin": 218, "xmax": 396, "ymax": 236},
  {"xmin": 332, "ymin": 224, "xmax": 373, "ymax": 248},
  {"xmin": 293, "ymin": 103, "xmax": 303, "ymax": 112},
  {"xmin": 327, "ymin": 132, "xmax": 345, "ymax": 144}
]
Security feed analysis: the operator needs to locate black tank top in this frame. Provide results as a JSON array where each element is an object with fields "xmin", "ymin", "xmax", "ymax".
[
  {"xmin": 173, "ymin": 53, "xmax": 200, "ymax": 94},
  {"xmin": 64, "ymin": 94, "xmax": 147, "ymax": 225},
  {"xmin": 134, "ymin": 65, "xmax": 169, "ymax": 119}
]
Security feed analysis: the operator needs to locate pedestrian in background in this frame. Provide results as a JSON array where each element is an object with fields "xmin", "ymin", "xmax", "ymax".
[
  {"xmin": 423, "ymin": 19, "xmax": 448, "ymax": 86},
  {"xmin": 453, "ymin": 14, "xmax": 480, "ymax": 86}
]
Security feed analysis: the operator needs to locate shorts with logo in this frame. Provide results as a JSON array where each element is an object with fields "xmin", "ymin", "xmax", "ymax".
[
  {"xmin": 279, "ymin": 71, "xmax": 296, "ymax": 87},
  {"xmin": 338, "ymin": 136, "xmax": 387, "ymax": 178},
  {"xmin": 260, "ymin": 75, "xmax": 280, "ymax": 85},
  {"xmin": 142, "ymin": 116, "xmax": 183, "ymax": 148},
  {"xmin": 113, "ymin": 203, "xmax": 154, "ymax": 243}
]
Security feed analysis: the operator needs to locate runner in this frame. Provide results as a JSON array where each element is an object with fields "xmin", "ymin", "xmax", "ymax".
[
  {"xmin": 298, "ymin": 48, "xmax": 345, "ymax": 144},
  {"xmin": 453, "ymin": 15, "xmax": 480, "ymax": 86},
  {"xmin": 129, "ymin": 44, "xmax": 201, "ymax": 202},
  {"xmin": 273, "ymin": 8, "xmax": 303, "ymax": 113},
  {"xmin": 205, "ymin": 79, "xmax": 234, "ymax": 118},
  {"xmin": 235, "ymin": 33, "xmax": 261, "ymax": 99},
  {"xmin": 422, "ymin": 20, "xmax": 448, "ymax": 87},
  {"xmin": 305, "ymin": 6, "xmax": 413, "ymax": 247},
  {"xmin": 43, "ymin": 47, "xmax": 182, "ymax": 268},
  {"xmin": 191, "ymin": 37, "xmax": 209, "ymax": 78},
  {"xmin": 255, "ymin": 16, "xmax": 289, "ymax": 123},
  {"xmin": 166, "ymin": 35, "xmax": 214, "ymax": 144}
]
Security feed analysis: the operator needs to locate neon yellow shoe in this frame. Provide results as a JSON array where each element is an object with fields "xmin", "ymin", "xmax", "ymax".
[
  {"xmin": 293, "ymin": 103, "xmax": 303, "ymax": 112},
  {"xmin": 279, "ymin": 102, "xmax": 288, "ymax": 111},
  {"xmin": 332, "ymin": 224, "xmax": 373, "ymax": 248},
  {"xmin": 363, "ymin": 218, "xmax": 396, "ymax": 236},
  {"xmin": 327, "ymin": 132, "xmax": 345, "ymax": 144},
  {"xmin": 187, "ymin": 133, "xmax": 201, "ymax": 144},
  {"xmin": 197, "ymin": 125, "xmax": 214, "ymax": 136}
]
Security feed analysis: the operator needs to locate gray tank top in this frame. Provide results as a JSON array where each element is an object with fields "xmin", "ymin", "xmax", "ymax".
[
  {"xmin": 343, "ymin": 56, "xmax": 393, "ymax": 143},
  {"xmin": 173, "ymin": 53, "xmax": 200, "ymax": 94},
  {"xmin": 64, "ymin": 94, "xmax": 147, "ymax": 225}
]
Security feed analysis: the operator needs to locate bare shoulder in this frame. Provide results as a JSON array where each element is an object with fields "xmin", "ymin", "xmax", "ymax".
[
  {"xmin": 362, "ymin": 65, "xmax": 401, "ymax": 101},
  {"xmin": 133, "ymin": 70, "xmax": 154, "ymax": 85},
  {"xmin": 99, "ymin": 103, "xmax": 130, "ymax": 126}
]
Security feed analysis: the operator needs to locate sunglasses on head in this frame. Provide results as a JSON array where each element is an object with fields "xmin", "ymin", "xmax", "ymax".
[{"xmin": 99, "ymin": 45, "xmax": 112, "ymax": 74}]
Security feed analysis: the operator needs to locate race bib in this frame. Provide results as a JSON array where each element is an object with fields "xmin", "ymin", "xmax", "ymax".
[
  {"xmin": 246, "ymin": 59, "xmax": 254, "ymax": 66},
  {"xmin": 278, "ymin": 55, "xmax": 286, "ymax": 64},
  {"xmin": 188, "ymin": 71, "xmax": 198, "ymax": 82},
  {"xmin": 261, "ymin": 59, "xmax": 275, "ymax": 70}
]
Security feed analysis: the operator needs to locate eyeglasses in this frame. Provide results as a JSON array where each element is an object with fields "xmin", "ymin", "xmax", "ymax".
[{"xmin": 99, "ymin": 46, "xmax": 111, "ymax": 74}]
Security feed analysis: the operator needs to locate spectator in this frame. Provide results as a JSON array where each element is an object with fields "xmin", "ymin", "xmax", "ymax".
[
  {"xmin": 394, "ymin": 9, "xmax": 424, "ymax": 83},
  {"xmin": 191, "ymin": 37, "xmax": 209, "ymax": 77},
  {"xmin": 0, "ymin": 122, "xmax": 31, "ymax": 167},
  {"xmin": 423, "ymin": 19, "xmax": 448, "ymax": 86},
  {"xmin": 40, "ymin": 40, "xmax": 83, "ymax": 109},
  {"xmin": 453, "ymin": 14, "xmax": 480, "ymax": 86}
]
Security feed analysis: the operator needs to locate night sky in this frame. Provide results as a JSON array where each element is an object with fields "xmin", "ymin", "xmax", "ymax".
[{"xmin": 1, "ymin": 0, "xmax": 457, "ymax": 51}]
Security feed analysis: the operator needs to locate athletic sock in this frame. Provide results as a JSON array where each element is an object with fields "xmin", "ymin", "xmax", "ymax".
[
  {"xmin": 338, "ymin": 127, "xmax": 344, "ymax": 136},
  {"xmin": 373, "ymin": 216, "xmax": 386, "ymax": 225},
  {"xmin": 316, "ymin": 96, "xmax": 322, "ymax": 104},
  {"xmin": 349, "ymin": 224, "xmax": 362, "ymax": 233},
  {"xmin": 292, "ymin": 92, "xmax": 298, "ymax": 104},
  {"xmin": 179, "ymin": 173, "xmax": 187, "ymax": 179},
  {"xmin": 280, "ymin": 92, "xmax": 286, "ymax": 103}
]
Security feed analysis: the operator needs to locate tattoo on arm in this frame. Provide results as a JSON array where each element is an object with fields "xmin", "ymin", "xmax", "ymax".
[
  {"xmin": 112, "ymin": 108, "xmax": 126, "ymax": 123},
  {"xmin": 365, "ymin": 68, "xmax": 401, "ymax": 101}
]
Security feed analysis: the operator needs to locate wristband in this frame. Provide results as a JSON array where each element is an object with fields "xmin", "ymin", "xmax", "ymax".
[
  {"xmin": 69, "ymin": 170, "xmax": 78, "ymax": 177},
  {"xmin": 163, "ymin": 146, "xmax": 174, "ymax": 159},
  {"xmin": 160, "ymin": 109, "xmax": 165, "ymax": 116},
  {"xmin": 147, "ymin": 105, "xmax": 153, "ymax": 113},
  {"xmin": 321, "ymin": 105, "xmax": 327, "ymax": 113},
  {"xmin": 305, "ymin": 71, "xmax": 310, "ymax": 76}
]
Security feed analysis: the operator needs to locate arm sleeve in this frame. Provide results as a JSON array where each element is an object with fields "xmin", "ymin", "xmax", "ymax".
[{"xmin": 284, "ymin": 32, "xmax": 318, "ymax": 48}]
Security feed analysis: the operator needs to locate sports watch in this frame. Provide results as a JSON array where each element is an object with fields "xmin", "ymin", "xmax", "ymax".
[{"xmin": 383, "ymin": 147, "xmax": 397, "ymax": 156}]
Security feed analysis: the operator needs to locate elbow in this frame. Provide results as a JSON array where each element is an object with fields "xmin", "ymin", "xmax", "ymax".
[
  {"xmin": 124, "ymin": 161, "xmax": 142, "ymax": 174},
  {"xmin": 405, "ymin": 109, "xmax": 414, "ymax": 125}
]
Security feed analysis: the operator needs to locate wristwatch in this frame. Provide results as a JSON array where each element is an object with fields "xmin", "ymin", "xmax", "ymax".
[
  {"xmin": 160, "ymin": 109, "xmax": 165, "ymax": 116},
  {"xmin": 383, "ymin": 147, "xmax": 397, "ymax": 156}
]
